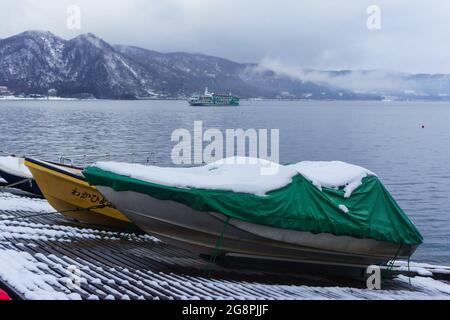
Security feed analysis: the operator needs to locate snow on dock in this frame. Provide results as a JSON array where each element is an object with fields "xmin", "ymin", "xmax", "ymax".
[{"xmin": 0, "ymin": 191, "xmax": 449, "ymax": 300}]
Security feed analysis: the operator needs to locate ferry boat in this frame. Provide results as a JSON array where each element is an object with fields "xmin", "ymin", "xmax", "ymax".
[{"xmin": 188, "ymin": 88, "xmax": 239, "ymax": 106}]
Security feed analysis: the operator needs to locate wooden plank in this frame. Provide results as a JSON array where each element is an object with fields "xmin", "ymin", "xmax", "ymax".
[{"xmin": 1, "ymin": 191, "xmax": 449, "ymax": 300}]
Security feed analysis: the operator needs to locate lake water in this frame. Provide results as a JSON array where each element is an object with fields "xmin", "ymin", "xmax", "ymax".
[{"xmin": 0, "ymin": 99, "xmax": 449, "ymax": 264}]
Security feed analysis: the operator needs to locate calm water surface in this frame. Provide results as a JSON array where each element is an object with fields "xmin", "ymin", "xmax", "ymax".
[{"xmin": 0, "ymin": 99, "xmax": 449, "ymax": 264}]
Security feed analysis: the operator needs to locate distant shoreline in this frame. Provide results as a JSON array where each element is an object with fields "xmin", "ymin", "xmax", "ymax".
[
  {"xmin": 2, "ymin": 96, "xmax": 450, "ymax": 102},
  {"xmin": 0, "ymin": 96, "xmax": 87, "ymax": 101}
]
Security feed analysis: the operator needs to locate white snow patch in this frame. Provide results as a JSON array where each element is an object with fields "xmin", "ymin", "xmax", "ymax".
[
  {"xmin": 118, "ymin": 56, "xmax": 138, "ymax": 78},
  {"xmin": 393, "ymin": 261, "xmax": 450, "ymax": 276},
  {"xmin": 0, "ymin": 249, "xmax": 81, "ymax": 300},
  {"xmin": 394, "ymin": 275, "xmax": 450, "ymax": 296},
  {"xmin": 0, "ymin": 156, "xmax": 32, "ymax": 178},
  {"xmin": 0, "ymin": 193, "xmax": 160, "ymax": 243},
  {"xmin": 0, "ymin": 218, "xmax": 139, "ymax": 242},
  {"xmin": 92, "ymin": 157, "xmax": 375, "ymax": 197},
  {"xmin": 293, "ymin": 161, "xmax": 375, "ymax": 198},
  {"xmin": 0, "ymin": 193, "xmax": 53, "ymax": 212}
]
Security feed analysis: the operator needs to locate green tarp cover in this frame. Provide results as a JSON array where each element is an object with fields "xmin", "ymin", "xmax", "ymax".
[{"xmin": 83, "ymin": 167, "xmax": 423, "ymax": 245}]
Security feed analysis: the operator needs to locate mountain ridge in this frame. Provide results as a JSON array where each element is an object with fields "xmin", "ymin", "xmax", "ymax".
[{"xmin": 1, "ymin": 31, "xmax": 449, "ymax": 100}]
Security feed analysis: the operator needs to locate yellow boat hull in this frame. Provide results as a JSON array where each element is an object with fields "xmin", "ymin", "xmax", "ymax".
[{"xmin": 25, "ymin": 158, "xmax": 134, "ymax": 229}]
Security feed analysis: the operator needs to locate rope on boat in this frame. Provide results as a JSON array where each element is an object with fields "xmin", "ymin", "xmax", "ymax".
[
  {"xmin": 408, "ymin": 254, "xmax": 412, "ymax": 285},
  {"xmin": 205, "ymin": 216, "xmax": 231, "ymax": 278},
  {"xmin": 0, "ymin": 178, "xmax": 33, "ymax": 190},
  {"xmin": 382, "ymin": 244, "xmax": 403, "ymax": 283},
  {"xmin": 0, "ymin": 205, "xmax": 107, "ymax": 222},
  {"xmin": 383, "ymin": 244, "xmax": 413, "ymax": 286}
]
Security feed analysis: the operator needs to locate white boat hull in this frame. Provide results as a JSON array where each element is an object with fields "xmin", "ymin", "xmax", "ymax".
[{"xmin": 97, "ymin": 186, "xmax": 416, "ymax": 269}]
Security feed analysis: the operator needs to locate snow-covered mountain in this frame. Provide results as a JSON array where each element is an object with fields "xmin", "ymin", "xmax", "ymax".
[
  {"xmin": 0, "ymin": 31, "xmax": 157, "ymax": 99},
  {"xmin": 0, "ymin": 31, "xmax": 378, "ymax": 100},
  {"xmin": 1, "ymin": 31, "xmax": 449, "ymax": 100}
]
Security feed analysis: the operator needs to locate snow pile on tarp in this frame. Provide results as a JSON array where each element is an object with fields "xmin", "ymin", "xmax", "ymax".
[
  {"xmin": 0, "ymin": 249, "xmax": 82, "ymax": 300},
  {"xmin": 84, "ymin": 157, "xmax": 423, "ymax": 245},
  {"xmin": 0, "ymin": 156, "xmax": 32, "ymax": 178},
  {"xmin": 294, "ymin": 161, "xmax": 375, "ymax": 198},
  {"xmin": 92, "ymin": 157, "xmax": 374, "ymax": 197}
]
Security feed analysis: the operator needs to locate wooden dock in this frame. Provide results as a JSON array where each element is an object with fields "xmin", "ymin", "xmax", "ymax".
[{"xmin": 0, "ymin": 190, "xmax": 449, "ymax": 300}]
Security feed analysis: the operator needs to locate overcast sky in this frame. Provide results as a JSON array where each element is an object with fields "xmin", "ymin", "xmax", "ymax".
[{"xmin": 1, "ymin": 0, "xmax": 450, "ymax": 73}]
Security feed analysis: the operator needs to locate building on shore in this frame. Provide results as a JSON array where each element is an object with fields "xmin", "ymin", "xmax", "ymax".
[
  {"xmin": 0, "ymin": 86, "xmax": 9, "ymax": 95},
  {"xmin": 48, "ymin": 88, "xmax": 58, "ymax": 97}
]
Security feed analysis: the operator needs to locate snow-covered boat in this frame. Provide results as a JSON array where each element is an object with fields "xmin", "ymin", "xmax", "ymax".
[
  {"xmin": 0, "ymin": 156, "xmax": 42, "ymax": 196},
  {"xmin": 24, "ymin": 158, "xmax": 134, "ymax": 229},
  {"xmin": 83, "ymin": 157, "xmax": 423, "ymax": 269}
]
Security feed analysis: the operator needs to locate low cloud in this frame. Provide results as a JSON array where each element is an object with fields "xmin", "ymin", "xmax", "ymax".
[{"xmin": 257, "ymin": 57, "xmax": 421, "ymax": 94}]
